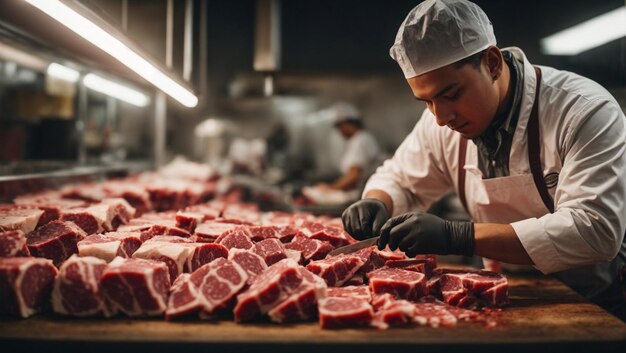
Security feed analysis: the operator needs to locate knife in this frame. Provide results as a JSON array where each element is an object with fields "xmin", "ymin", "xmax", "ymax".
[{"xmin": 327, "ymin": 236, "xmax": 379, "ymax": 256}]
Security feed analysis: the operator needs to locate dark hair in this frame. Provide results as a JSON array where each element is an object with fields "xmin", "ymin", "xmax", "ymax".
[
  {"xmin": 337, "ymin": 118, "xmax": 363, "ymax": 129},
  {"xmin": 454, "ymin": 49, "xmax": 487, "ymax": 70}
]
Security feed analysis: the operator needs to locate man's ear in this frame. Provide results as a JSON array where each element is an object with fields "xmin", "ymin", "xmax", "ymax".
[{"xmin": 484, "ymin": 46, "xmax": 503, "ymax": 81}]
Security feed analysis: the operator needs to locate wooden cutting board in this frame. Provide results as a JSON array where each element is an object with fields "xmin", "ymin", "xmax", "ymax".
[{"xmin": 1, "ymin": 274, "xmax": 625, "ymax": 353}]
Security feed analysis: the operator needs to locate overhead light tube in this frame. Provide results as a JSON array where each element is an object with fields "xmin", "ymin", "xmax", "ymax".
[
  {"xmin": 84, "ymin": 73, "xmax": 149, "ymax": 107},
  {"xmin": 47, "ymin": 63, "xmax": 80, "ymax": 82}
]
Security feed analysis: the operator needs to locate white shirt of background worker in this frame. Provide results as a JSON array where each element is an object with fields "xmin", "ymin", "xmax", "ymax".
[
  {"xmin": 341, "ymin": 0, "xmax": 626, "ymax": 319},
  {"xmin": 318, "ymin": 103, "xmax": 381, "ymax": 192}
]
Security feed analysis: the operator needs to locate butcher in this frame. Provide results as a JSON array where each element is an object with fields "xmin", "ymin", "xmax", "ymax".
[{"xmin": 341, "ymin": 0, "xmax": 626, "ymax": 320}]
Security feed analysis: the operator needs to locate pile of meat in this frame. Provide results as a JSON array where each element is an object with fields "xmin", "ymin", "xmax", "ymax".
[{"xmin": 0, "ymin": 173, "xmax": 508, "ymax": 329}]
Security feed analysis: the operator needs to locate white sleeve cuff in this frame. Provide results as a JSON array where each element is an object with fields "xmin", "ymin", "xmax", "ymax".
[{"xmin": 510, "ymin": 217, "xmax": 565, "ymax": 274}]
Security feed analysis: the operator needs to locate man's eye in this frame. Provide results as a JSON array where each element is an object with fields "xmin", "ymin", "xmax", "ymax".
[{"xmin": 445, "ymin": 90, "xmax": 461, "ymax": 101}]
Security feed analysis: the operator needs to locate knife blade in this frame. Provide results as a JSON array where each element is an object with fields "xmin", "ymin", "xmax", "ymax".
[{"xmin": 327, "ymin": 236, "xmax": 379, "ymax": 256}]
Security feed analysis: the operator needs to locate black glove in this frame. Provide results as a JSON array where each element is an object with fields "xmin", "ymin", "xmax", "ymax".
[
  {"xmin": 342, "ymin": 199, "xmax": 389, "ymax": 240},
  {"xmin": 378, "ymin": 211, "xmax": 474, "ymax": 257}
]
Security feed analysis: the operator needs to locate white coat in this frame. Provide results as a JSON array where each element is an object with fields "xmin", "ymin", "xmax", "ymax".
[{"xmin": 364, "ymin": 47, "xmax": 626, "ymax": 300}]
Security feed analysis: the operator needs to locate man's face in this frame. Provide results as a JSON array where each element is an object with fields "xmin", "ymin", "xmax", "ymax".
[{"xmin": 407, "ymin": 60, "xmax": 499, "ymax": 139}]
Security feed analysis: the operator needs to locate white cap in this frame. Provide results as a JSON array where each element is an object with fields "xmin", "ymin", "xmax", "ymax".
[
  {"xmin": 390, "ymin": 0, "xmax": 496, "ymax": 78},
  {"xmin": 330, "ymin": 102, "xmax": 361, "ymax": 124}
]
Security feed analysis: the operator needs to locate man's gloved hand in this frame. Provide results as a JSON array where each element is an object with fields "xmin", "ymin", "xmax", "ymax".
[
  {"xmin": 378, "ymin": 211, "xmax": 474, "ymax": 257},
  {"xmin": 342, "ymin": 199, "xmax": 389, "ymax": 240}
]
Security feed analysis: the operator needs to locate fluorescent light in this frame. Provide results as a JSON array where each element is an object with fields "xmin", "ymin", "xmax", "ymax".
[
  {"xmin": 24, "ymin": 0, "xmax": 198, "ymax": 107},
  {"xmin": 541, "ymin": 7, "xmax": 626, "ymax": 55},
  {"xmin": 0, "ymin": 41, "xmax": 48, "ymax": 71},
  {"xmin": 84, "ymin": 73, "xmax": 150, "ymax": 107},
  {"xmin": 47, "ymin": 63, "xmax": 80, "ymax": 82}
]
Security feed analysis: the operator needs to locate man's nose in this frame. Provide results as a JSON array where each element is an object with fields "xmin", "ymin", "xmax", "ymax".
[{"xmin": 433, "ymin": 104, "xmax": 455, "ymax": 127}]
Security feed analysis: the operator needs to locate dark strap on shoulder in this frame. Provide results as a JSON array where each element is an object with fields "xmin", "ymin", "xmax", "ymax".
[
  {"xmin": 458, "ymin": 137, "xmax": 469, "ymax": 216},
  {"xmin": 528, "ymin": 67, "xmax": 555, "ymax": 213}
]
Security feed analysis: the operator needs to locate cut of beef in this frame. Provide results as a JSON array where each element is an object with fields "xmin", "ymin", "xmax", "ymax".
[
  {"xmin": 326, "ymin": 285, "xmax": 372, "ymax": 302},
  {"xmin": 119, "ymin": 214, "xmax": 192, "ymax": 240},
  {"xmin": 0, "ymin": 230, "xmax": 29, "ymax": 257},
  {"xmin": 0, "ymin": 257, "xmax": 58, "ymax": 317},
  {"xmin": 14, "ymin": 193, "xmax": 86, "ymax": 227},
  {"xmin": 247, "ymin": 225, "xmax": 280, "ymax": 242},
  {"xmin": 432, "ymin": 268, "xmax": 508, "ymax": 308},
  {"xmin": 183, "ymin": 202, "xmax": 222, "ymax": 220},
  {"xmin": 60, "ymin": 198, "xmax": 136, "ymax": 234},
  {"xmin": 166, "ymin": 258, "xmax": 248, "ymax": 319},
  {"xmin": 371, "ymin": 295, "xmax": 417, "ymax": 329},
  {"xmin": 216, "ymin": 227, "xmax": 254, "ymax": 250},
  {"xmin": 284, "ymin": 249, "xmax": 304, "ymax": 265},
  {"xmin": 305, "ymin": 254, "xmax": 365, "ymax": 287},
  {"xmin": 228, "ymin": 249, "xmax": 267, "ymax": 283},
  {"xmin": 0, "ymin": 206, "xmax": 44, "ymax": 234},
  {"xmin": 222, "ymin": 204, "xmax": 260, "ymax": 225},
  {"xmin": 194, "ymin": 221, "xmax": 239, "ymax": 242},
  {"xmin": 100, "ymin": 257, "xmax": 170, "ymax": 317},
  {"xmin": 412, "ymin": 299, "xmax": 458, "ymax": 327},
  {"xmin": 296, "ymin": 221, "xmax": 353, "ymax": 248},
  {"xmin": 367, "ymin": 267, "xmax": 427, "ymax": 301},
  {"xmin": 318, "ymin": 297, "xmax": 374, "ymax": 329},
  {"xmin": 77, "ymin": 231, "xmax": 143, "ymax": 262},
  {"xmin": 267, "ymin": 267, "xmax": 327, "ymax": 323},
  {"xmin": 252, "ymin": 238, "xmax": 287, "ymax": 266},
  {"xmin": 285, "ymin": 235, "xmax": 333, "ymax": 262},
  {"xmin": 132, "ymin": 239, "xmax": 194, "ymax": 281},
  {"xmin": 184, "ymin": 242, "xmax": 229, "ymax": 273},
  {"xmin": 100, "ymin": 181, "xmax": 153, "ymax": 215},
  {"xmin": 27, "ymin": 220, "xmax": 87, "ymax": 267},
  {"xmin": 51, "ymin": 255, "xmax": 108, "ymax": 316},
  {"xmin": 384, "ymin": 259, "xmax": 431, "ymax": 276},
  {"xmin": 175, "ymin": 211, "xmax": 205, "ymax": 232},
  {"xmin": 233, "ymin": 258, "xmax": 303, "ymax": 322},
  {"xmin": 354, "ymin": 246, "xmax": 406, "ymax": 273}
]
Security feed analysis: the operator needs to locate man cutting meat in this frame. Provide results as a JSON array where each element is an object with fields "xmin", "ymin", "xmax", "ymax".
[{"xmin": 342, "ymin": 0, "xmax": 626, "ymax": 319}]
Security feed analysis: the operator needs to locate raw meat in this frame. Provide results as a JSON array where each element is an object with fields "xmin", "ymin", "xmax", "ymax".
[
  {"xmin": 175, "ymin": 211, "xmax": 205, "ymax": 232},
  {"xmin": 166, "ymin": 258, "xmax": 248, "ymax": 319},
  {"xmin": 354, "ymin": 246, "xmax": 405, "ymax": 273},
  {"xmin": 216, "ymin": 227, "xmax": 254, "ymax": 250},
  {"xmin": 296, "ymin": 221, "xmax": 353, "ymax": 248},
  {"xmin": 0, "ymin": 205, "xmax": 44, "ymax": 233},
  {"xmin": 184, "ymin": 242, "xmax": 229, "ymax": 273},
  {"xmin": 233, "ymin": 258, "xmax": 303, "ymax": 322},
  {"xmin": 100, "ymin": 257, "xmax": 170, "ymax": 317},
  {"xmin": 326, "ymin": 285, "xmax": 372, "ymax": 302},
  {"xmin": 285, "ymin": 249, "xmax": 304, "ymax": 264},
  {"xmin": 247, "ymin": 225, "xmax": 280, "ymax": 242},
  {"xmin": 305, "ymin": 254, "xmax": 365, "ymax": 287},
  {"xmin": 252, "ymin": 238, "xmax": 287, "ymax": 266},
  {"xmin": 318, "ymin": 297, "xmax": 374, "ymax": 329},
  {"xmin": 60, "ymin": 198, "xmax": 136, "ymax": 234},
  {"xmin": 384, "ymin": 258, "xmax": 431, "ymax": 275},
  {"xmin": 0, "ymin": 230, "xmax": 29, "ymax": 257},
  {"xmin": 431, "ymin": 268, "xmax": 508, "ymax": 308},
  {"xmin": 27, "ymin": 220, "xmax": 87, "ymax": 267},
  {"xmin": 371, "ymin": 295, "xmax": 417, "ymax": 329},
  {"xmin": 267, "ymin": 267, "xmax": 327, "ymax": 323},
  {"xmin": 14, "ymin": 193, "xmax": 86, "ymax": 227},
  {"xmin": 132, "ymin": 239, "xmax": 195, "ymax": 281},
  {"xmin": 77, "ymin": 231, "xmax": 143, "ymax": 262},
  {"xmin": 0, "ymin": 257, "xmax": 58, "ymax": 317},
  {"xmin": 194, "ymin": 221, "xmax": 239, "ymax": 242},
  {"xmin": 51, "ymin": 255, "xmax": 108, "ymax": 316},
  {"xmin": 228, "ymin": 249, "xmax": 268, "ymax": 283},
  {"xmin": 367, "ymin": 267, "xmax": 427, "ymax": 301},
  {"xmin": 285, "ymin": 235, "xmax": 333, "ymax": 262}
]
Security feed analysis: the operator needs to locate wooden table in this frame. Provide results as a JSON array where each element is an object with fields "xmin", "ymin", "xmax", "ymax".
[{"xmin": 1, "ymin": 274, "xmax": 625, "ymax": 353}]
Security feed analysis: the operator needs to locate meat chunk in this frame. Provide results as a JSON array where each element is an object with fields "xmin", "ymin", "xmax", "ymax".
[
  {"xmin": 100, "ymin": 257, "xmax": 170, "ymax": 317},
  {"xmin": 166, "ymin": 258, "xmax": 248, "ymax": 320},
  {"xmin": 367, "ymin": 267, "xmax": 428, "ymax": 301},
  {"xmin": 267, "ymin": 267, "xmax": 327, "ymax": 323},
  {"xmin": 0, "ymin": 257, "xmax": 58, "ymax": 317},
  {"xmin": 234, "ymin": 259, "xmax": 303, "ymax": 322},
  {"xmin": 296, "ymin": 221, "xmax": 353, "ymax": 248},
  {"xmin": 354, "ymin": 246, "xmax": 406, "ymax": 273},
  {"xmin": 184, "ymin": 242, "xmax": 229, "ymax": 273},
  {"xmin": 51, "ymin": 255, "xmax": 108, "ymax": 316},
  {"xmin": 132, "ymin": 239, "xmax": 194, "ymax": 281},
  {"xmin": 14, "ymin": 192, "xmax": 87, "ymax": 227},
  {"xmin": 0, "ymin": 206, "xmax": 44, "ymax": 234},
  {"xmin": 60, "ymin": 198, "xmax": 135, "ymax": 234},
  {"xmin": 228, "ymin": 249, "xmax": 268, "ymax": 283},
  {"xmin": 247, "ymin": 225, "xmax": 280, "ymax": 242},
  {"xmin": 77, "ymin": 232, "xmax": 143, "ymax": 262},
  {"xmin": 432, "ymin": 268, "xmax": 508, "ymax": 308},
  {"xmin": 371, "ymin": 294, "xmax": 418, "ymax": 329},
  {"xmin": 0, "ymin": 230, "xmax": 30, "ymax": 257},
  {"xmin": 318, "ymin": 297, "xmax": 374, "ymax": 329},
  {"xmin": 252, "ymin": 238, "xmax": 287, "ymax": 266},
  {"xmin": 285, "ymin": 235, "xmax": 333, "ymax": 262},
  {"xmin": 305, "ymin": 254, "xmax": 365, "ymax": 287},
  {"xmin": 384, "ymin": 258, "xmax": 431, "ymax": 275},
  {"xmin": 27, "ymin": 220, "xmax": 87, "ymax": 267},
  {"xmin": 326, "ymin": 285, "xmax": 372, "ymax": 302},
  {"xmin": 216, "ymin": 227, "xmax": 254, "ymax": 250},
  {"xmin": 194, "ymin": 221, "xmax": 239, "ymax": 242}
]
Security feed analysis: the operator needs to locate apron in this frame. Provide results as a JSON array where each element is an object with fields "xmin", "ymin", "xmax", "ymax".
[{"xmin": 458, "ymin": 67, "xmax": 626, "ymax": 319}]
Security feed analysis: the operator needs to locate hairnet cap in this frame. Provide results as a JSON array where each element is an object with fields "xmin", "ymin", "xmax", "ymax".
[
  {"xmin": 390, "ymin": 0, "xmax": 496, "ymax": 78},
  {"xmin": 330, "ymin": 102, "xmax": 361, "ymax": 124}
]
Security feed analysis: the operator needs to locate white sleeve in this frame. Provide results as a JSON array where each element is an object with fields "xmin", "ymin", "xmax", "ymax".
[
  {"xmin": 340, "ymin": 135, "xmax": 368, "ymax": 173},
  {"xmin": 512, "ymin": 101, "xmax": 626, "ymax": 274},
  {"xmin": 362, "ymin": 110, "xmax": 453, "ymax": 216}
]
